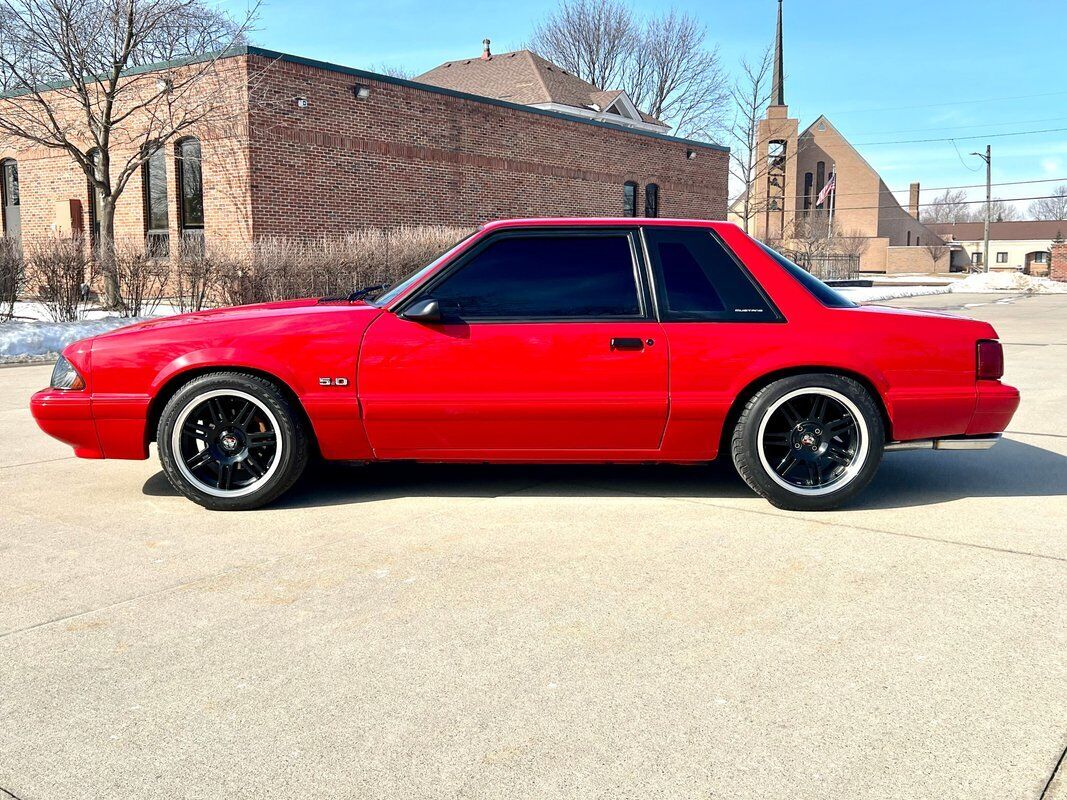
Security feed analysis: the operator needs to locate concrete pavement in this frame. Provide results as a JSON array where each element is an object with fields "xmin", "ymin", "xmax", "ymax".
[{"xmin": 1, "ymin": 294, "xmax": 1065, "ymax": 799}]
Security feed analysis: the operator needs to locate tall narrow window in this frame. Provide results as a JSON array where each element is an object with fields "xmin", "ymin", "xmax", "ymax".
[
  {"xmin": 623, "ymin": 181, "xmax": 637, "ymax": 217},
  {"xmin": 87, "ymin": 149, "xmax": 106, "ymax": 245},
  {"xmin": 142, "ymin": 145, "xmax": 170, "ymax": 257},
  {"xmin": 0, "ymin": 159, "xmax": 19, "ymax": 238},
  {"xmin": 907, "ymin": 231, "xmax": 911, "ymax": 246},
  {"xmin": 803, "ymin": 172, "xmax": 813, "ymax": 211},
  {"xmin": 176, "ymin": 137, "xmax": 204, "ymax": 253},
  {"xmin": 645, "ymin": 183, "xmax": 659, "ymax": 218},
  {"xmin": 815, "ymin": 161, "xmax": 826, "ymax": 207}
]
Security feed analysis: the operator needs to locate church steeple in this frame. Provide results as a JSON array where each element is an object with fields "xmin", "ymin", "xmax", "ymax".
[{"xmin": 771, "ymin": 0, "xmax": 785, "ymax": 107}]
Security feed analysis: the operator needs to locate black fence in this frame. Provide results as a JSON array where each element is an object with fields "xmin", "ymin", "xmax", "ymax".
[{"xmin": 783, "ymin": 253, "xmax": 860, "ymax": 281}]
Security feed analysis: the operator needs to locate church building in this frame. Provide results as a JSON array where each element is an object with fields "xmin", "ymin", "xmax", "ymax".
[{"xmin": 730, "ymin": 1, "xmax": 947, "ymax": 274}]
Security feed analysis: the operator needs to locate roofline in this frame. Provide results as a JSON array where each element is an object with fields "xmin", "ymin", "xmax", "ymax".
[
  {"xmin": 480, "ymin": 217, "xmax": 733, "ymax": 230},
  {"xmin": 241, "ymin": 46, "xmax": 728, "ymax": 152},
  {"xmin": 2, "ymin": 44, "xmax": 728, "ymax": 153}
]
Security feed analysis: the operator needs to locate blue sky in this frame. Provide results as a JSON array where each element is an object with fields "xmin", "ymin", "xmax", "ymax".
[{"xmin": 244, "ymin": 0, "xmax": 1067, "ymax": 213}]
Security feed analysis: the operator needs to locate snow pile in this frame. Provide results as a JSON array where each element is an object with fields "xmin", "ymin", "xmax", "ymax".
[
  {"xmin": 948, "ymin": 271, "xmax": 1067, "ymax": 294},
  {"xmin": 837, "ymin": 284, "xmax": 953, "ymax": 303},
  {"xmin": 0, "ymin": 316, "xmax": 152, "ymax": 360}
]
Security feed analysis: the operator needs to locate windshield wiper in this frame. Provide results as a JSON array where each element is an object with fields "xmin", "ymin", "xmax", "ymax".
[{"xmin": 318, "ymin": 284, "xmax": 388, "ymax": 303}]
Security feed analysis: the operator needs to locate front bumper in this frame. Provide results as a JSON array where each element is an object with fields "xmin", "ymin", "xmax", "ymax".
[{"xmin": 30, "ymin": 389, "xmax": 104, "ymax": 459}]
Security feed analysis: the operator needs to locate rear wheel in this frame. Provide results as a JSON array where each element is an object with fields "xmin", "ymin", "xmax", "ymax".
[
  {"xmin": 731, "ymin": 374, "xmax": 884, "ymax": 511},
  {"xmin": 157, "ymin": 372, "xmax": 309, "ymax": 511}
]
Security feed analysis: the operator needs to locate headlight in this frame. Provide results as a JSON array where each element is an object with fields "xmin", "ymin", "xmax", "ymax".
[{"xmin": 50, "ymin": 356, "xmax": 86, "ymax": 390}]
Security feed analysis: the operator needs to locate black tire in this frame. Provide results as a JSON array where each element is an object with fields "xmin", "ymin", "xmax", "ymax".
[
  {"xmin": 731, "ymin": 373, "xmax": 885, "ymax": 511},
  {"xmin": 157, "ymin": 372, "xmax": 309, "ymax": 511}
]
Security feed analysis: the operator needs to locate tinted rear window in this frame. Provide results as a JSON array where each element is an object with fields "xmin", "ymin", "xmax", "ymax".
[
  {"xmin": 757, "ymin": 243, "xmax": 857, "ymax": 308},
  {"xmin": 644, "ymin": 227, "xmax": 776, "ymax": 321},
  {"xmin": 431, "ymin": 233, "xmax": 641, "ymax": 319}
]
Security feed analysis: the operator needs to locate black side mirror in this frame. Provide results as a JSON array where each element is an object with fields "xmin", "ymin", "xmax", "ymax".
[{"xmin": 400, "ymin": 298, "xmax": 442, "ymax": 324}]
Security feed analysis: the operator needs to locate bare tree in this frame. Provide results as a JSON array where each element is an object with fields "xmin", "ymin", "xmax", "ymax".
[
  {"xmin": 530, "ymin": 0, "xmax": 729, "ymax": 138},
  {"xmin": 986, "ymin": 198, "xmax": 1021, "ymax": 222},
  {"xmin": 624, "ymin": 10, "xmax": 729, "ymax": 137},
  {"xmin": 368, "ymin": 63, "xmax": 414, "ymax": 80},
  {"xmin": 1029, "ymin": 185, "xmax": 1067, "ymax": 220},
  {"xmin": 923, "ymin": 189, "xmax": 974, "ymax": 224},
  {"xmin": 832, "ymin": 227, "xmax": 870, "ymax": 261},
  {"xmin": 0, "ymin": 0, "xmax": 255, "ymax": 307},
  {"xmin": 530, "ymin": 0, "xmax": 636, "ymax": 91},
  {"xmin": 725, "ymin": 46, "xmax": 772, "ymax": 233},
  {"xmin": 923, "ymin": 241, "xmax": 949, "ymax": 270}
]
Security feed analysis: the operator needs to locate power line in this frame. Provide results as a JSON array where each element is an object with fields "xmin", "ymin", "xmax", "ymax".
[
  {"xmin": 843, "ymin": 115, "xmax": 1067, "ymax": 138},
  {"xmin": 799, "ymin": 193, "xmax": 1065, "ymax": 213},
  {"xmin": 853, "ymin": 126, "xmax": 1067, "ymax": 147},
  {"xmin": 813, "ymin": 89, "xmax": 1067, "ymax": 117},
  {"xmin": 772, "ymin": 176, "xmax": 1067, "ymax": 202}
]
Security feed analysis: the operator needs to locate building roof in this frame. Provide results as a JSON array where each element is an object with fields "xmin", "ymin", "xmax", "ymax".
[
  {"xmin": 416, "ymin": 48, "xmax": 667, "ymax": 129},
  {"xmin": 926, "ymin": 220, "xmax": 1067, "ymax": 242}
]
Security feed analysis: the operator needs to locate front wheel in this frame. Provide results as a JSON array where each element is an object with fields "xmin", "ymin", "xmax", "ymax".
[
  {"xmin": 157, "ymin": 372, "xmax": 309, "ymax": 511},
  {"xmin": 731, "ymin": 374, "xmax": 885, "ymax": 511}
]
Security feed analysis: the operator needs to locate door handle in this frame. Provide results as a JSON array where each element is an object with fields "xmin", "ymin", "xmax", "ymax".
[{"xmin": 610, "ymin": 337, "xmax": 645, "ymax": 351}]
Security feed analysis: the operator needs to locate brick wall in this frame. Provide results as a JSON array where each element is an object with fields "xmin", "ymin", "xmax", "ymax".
[
  {"xmin": 3, "ymin": 50, "xmax": 728, "ymax": 249},
  {"xmin": 1052, "ymin": 241, "xmax": 1067, "ymax": 282},
  {"xmin": 244, "ymin": 54, "xmax": 727, "ymax": 235}
]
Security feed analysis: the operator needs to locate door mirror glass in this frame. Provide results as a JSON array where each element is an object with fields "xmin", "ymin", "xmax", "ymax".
[{"xmin": 401, "ymin": 298, "xmax": 442, "ymax": 324}]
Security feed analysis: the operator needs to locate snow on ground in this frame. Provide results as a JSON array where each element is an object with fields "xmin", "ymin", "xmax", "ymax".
[
  {"xmin": 837, "ymin": 284, "xmax": 953, "ymax": 303},
  {"xmin": 0, "ymin": 316, "xmax": 153, "ymax": 361},
  {"xmin": 837, "ymin": 271, "xmax": 1066, "ymax": 303},
  {"xmin": 947, "ymin": 271, "xmax": 1067, "ymax": 294},
  {"xmin": 1, "ymin": 302, "xmax": 180, "ymax": 362}
]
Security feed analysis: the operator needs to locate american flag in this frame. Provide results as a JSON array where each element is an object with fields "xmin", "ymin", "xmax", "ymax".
[{"xmin": 816, "ymin": 171, "xmax": 836, "ymax": 207}]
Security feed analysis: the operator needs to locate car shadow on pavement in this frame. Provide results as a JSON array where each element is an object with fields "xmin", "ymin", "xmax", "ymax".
[{"xmin": 141, "ymin": 437, "xmax": 1067, "ymax": 511}]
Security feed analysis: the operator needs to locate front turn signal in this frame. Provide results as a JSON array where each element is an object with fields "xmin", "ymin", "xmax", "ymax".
[{"xmin": 50, "ymin": 356, "xmax": 86, "ymax": 390}]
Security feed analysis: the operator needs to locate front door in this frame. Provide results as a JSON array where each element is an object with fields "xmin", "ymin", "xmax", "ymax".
[{"xmin": 359, "ymin": 229, "xmax": 668, "ymax": 459}]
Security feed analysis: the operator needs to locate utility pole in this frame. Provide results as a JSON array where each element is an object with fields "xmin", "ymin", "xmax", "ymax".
[{"xmin": 972, "ymin": 145, "xmax": 992, "ymax": 272}]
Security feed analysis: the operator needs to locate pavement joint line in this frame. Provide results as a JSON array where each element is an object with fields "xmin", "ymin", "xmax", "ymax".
[
  {"xmin": 0, "ymin": 456, "xmax": 75, "ymax": 470},
  {"xmin": 566, "ymin": 481, "xmax": 1067, "ymax": 565},
  {"xmin": 0, "ymin": 479, "xmax": 551, "ymax": 641},
  {"xmin": 1005, "ymin": 430, "xmax": 1067, "ymax": 439},
  {"xmin": 1040, "ymin": 739, "xmax": 1067, "ymax": 800}
]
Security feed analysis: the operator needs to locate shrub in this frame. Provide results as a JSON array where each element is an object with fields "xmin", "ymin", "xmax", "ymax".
[
  {"xmin": 203, "ymin": 226, "xmax": 470, "ymax": 306},
  {"xmin": 25, "ymin": 236, "xmax": 95, "ymax": 322},
  {"xmin": 0, "ymin": 237, "xmax": 23, "ymax": 321},
  {"xmin": 111, "ymin": 237, "xmax": 171, "ymax": 317}
]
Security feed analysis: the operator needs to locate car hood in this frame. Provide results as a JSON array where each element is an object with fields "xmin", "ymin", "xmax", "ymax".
[{"xmin": 93, "ymin": 299, "xmax": 375, "ymax": 340}]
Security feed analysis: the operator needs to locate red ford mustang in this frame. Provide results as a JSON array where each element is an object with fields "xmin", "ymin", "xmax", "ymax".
[{"xmin": 31, "ymin": 219, "xmax": 1019, "ymax": 511}]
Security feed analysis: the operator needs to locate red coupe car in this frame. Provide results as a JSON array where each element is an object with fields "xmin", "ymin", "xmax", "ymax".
[{"xmin": 31, "ymin": 219, "xmax": 1019, "ymax": 511}]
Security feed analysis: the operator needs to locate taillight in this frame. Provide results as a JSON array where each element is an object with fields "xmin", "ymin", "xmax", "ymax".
[{"xmin": 976, "ymin": 340, "xmax": 1004, "ymax": 381}]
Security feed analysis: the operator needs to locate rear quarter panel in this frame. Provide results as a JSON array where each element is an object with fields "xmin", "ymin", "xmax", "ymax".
[{"xmin": 671, "ymin": 225, "xmax": 997, "ymax": 458}]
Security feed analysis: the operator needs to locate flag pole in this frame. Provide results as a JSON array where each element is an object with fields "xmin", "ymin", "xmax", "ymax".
[{"xmin": 828, "ymin": 163, "xmax": 836, "ymax": 237}]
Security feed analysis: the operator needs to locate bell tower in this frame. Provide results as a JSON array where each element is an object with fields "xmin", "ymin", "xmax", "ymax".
[{"xmin": 754, "ymin": 0, "xmax": 799, "ymax": 241}]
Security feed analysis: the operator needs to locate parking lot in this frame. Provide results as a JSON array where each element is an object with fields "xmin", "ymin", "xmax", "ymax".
[{"xmin": 1, "ymin": 293, "xmax": 1065, "ymax": 799}]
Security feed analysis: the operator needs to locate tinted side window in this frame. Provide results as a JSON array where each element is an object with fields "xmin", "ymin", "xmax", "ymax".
[
  {"xmin": 430, "ymin": 233, "xmax": 641, "ymax": 320},
  {"xmin": 645, "ymin": 228, "xmax": 775, "ymax": 321}
]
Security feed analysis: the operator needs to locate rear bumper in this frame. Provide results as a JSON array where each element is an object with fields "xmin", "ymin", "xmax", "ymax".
[
  {"xmin": 967, "ymin": 380, "xmax": 1020, "ymax": 435},
  {"xmin": 30, "ymin": 389, "xmax": 104, "ymax": 459}
]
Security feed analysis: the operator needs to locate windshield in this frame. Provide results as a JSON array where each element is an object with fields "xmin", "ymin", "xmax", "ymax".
[
  {"xmin": 372, "ymin": 230, "xmax": 479, "ymax": 306},
  {"xmin": 756, "ymin": 242, "xmax": 857, "ymax": 308}
]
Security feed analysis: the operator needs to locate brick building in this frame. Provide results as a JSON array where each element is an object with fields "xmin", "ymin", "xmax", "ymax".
[{"xmin": 0, "ymin": 45, "xmax": 729, "ymax": 253}]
